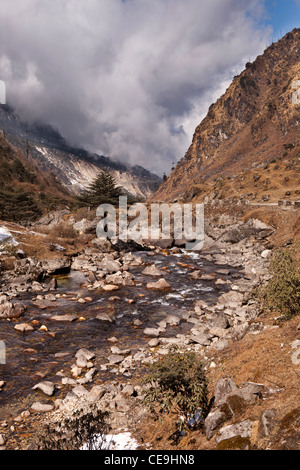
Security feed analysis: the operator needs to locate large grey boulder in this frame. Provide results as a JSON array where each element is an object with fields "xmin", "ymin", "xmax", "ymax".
[
  {"xmin": 34, "ymin": 210, "xmax": 71, "ymax": 228},
  {"xmin": 204, "ymin": 408, "xmax": 232, "ymax": 440},
  {"xmin": 214, "ymin": 378, "xmax": 238, "ymax": 406},
  {"xmin": 216, "ymin": 420, "xmax": 253, "ymax": 443},
  {"xmin": 40, "ymin": 257, "xmax": 71, "ymax": 274}
]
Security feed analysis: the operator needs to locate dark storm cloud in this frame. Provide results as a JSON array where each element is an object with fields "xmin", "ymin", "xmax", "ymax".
[{"xmin": 0, "ymin": 0, "xmax": 271, "ymax": 173}]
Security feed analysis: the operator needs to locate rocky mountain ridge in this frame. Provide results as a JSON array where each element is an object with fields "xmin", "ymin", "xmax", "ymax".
[
  {"xmin": 0, "ymin": 104, "xmax": 161, "ymax": 200},
  {"xmin": 151, "ymin": 29, "xmax": 300, "ymax": 203}
]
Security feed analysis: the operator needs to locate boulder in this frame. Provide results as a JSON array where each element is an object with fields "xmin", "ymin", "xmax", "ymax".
[
  {"xmin": 0, "ymin": 301, "xmax": 25, "ymax": 319},
  {"xmin": 41, "ymin": 257, "xmax": 71, "ymax": 275},
  {"xmin": 73, "ymin": 218, "xmax": 97, "ymax": 234},
  {"xmin": 214, "ymin": 378, "xmax": 238, "ymax": 406},
  {"xmin": 98, "ymin": 259, "xmax": 122, "ymax": 274},
  {"xmin": 216, "ymin": 420, "xmax": 253, "ymax": 443},
  {"xmin": 204, "ymin": 408, "xmax": 231, "ymax": 440},
  {"xmin": 34, "ymin": 210, "xmax": 71, "ymax": 228},
  {"xmin": 91, "ymin": 237, "xmax": 112, "ymax": 252}
]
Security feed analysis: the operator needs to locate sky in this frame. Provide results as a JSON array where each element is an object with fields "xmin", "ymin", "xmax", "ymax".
[{"xmin": 0, "ymin": 0, "xmax": 299, "ymax": 175}]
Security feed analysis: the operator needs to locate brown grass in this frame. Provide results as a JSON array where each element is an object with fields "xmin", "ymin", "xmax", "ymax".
[{"xmin": 135, "ymin": 314, "xmax": 300, "ymax": 450}]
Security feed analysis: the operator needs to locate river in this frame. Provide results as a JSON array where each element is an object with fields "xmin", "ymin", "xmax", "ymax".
[{"xmin": 0, "ymin": 248, "xmax": 242, "ymax": 420}]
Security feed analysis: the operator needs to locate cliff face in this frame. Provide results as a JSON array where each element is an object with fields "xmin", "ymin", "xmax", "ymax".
[{"xmin": 152, "ymin": 29, "xmax": 300, "ymax": 202}]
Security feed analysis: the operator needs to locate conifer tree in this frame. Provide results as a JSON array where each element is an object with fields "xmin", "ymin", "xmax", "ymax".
[{"xmin": 77, "ymin": 170, "xmax": 125, "ymax": 207}]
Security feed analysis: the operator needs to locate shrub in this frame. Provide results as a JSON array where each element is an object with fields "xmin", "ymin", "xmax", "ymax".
[
  {"xmin": 38, "ymin": 405, "xmax": 110, "ymax": 450},
  {"xmin": 258, "ymin": 248, "xmax": 300, "ymax": 321},
  {"xmin": 141, "ymin": 346, "xmax": 209, "ymax": 420},
  {"xmin": 49, "ymin": 222, "xmax": 79, "ymax": 240}
]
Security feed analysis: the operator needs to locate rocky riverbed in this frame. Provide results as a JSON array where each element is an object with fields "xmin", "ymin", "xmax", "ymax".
[{"xmin": 0, "ymin": 216, "xmax": 282, "ymax": 450}]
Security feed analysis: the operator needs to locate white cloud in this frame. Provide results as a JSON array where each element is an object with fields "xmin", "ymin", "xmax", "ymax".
[{"xmin": 0, "ymin": 0, "xmax": 271, "ymax": 174}]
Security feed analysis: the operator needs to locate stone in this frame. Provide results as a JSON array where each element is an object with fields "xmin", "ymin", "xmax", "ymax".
[
  {"xmin": 230, "ymin": 323, "xmax": 249, "ymax": 341},
  {"xmin": 189, "ymin": 332, "xmax": 211, "ymax": 346},
  {"xmin": 75, "ymin": 348, "xmax": 95, "ymax": 368},
  {"xmin": 98, "ymin": 259, "xmax": 121, "ymax": 274},
  {"xmin": 96, "ymin": 312, "xmax": 114, "ymax": 322},
  {"xmin": 108, "ymin": 354, "xmax": 124, "ymax": 365},
  {"xmin": 87, "ymin": 385, "xmax": 106, "ymax": 403},
  {"xmin": 216, "ymin": 420, "xmax": 253, "ymax": 443},
  {"xmin": 41, "ymin": 257, "xmax": 71, "ymax": 275},
  {"xmin": 44, "ymin": 293, "xmax": 56, "ymax": 301},
  {"xmin": 113, "ymin": 394, "xmax": 131, "ymax": 413},
  {"xmin": 31, "ymin": 402, "xmax": 54, "ymax": 413},
  {"xmin": 14, "ymin": 323, "xmax": 34, "ymax": 333},
  {"xmin": 143, "ymin": 327, "xmax": 163, "ymax": 337},
  {"xmin": 50, "ymin": 314, "xmax": 77, "ymax": 322},
  {"xmin": 62, "ymin": 377, "xmax": 77, "ymax": 386},
  {"xmin": 258, "ymin": 409, "xmax": 277, "ymax": 438},
  {"xmin": 32, "ymin": 381, "xmax": 55, "ymax": 397},
  {"xmin": 148, "ymin": 338, "xmax": 160, "ymax": 347},
  {"xmin": 70, "ymin": 385, "xmax": 89, "ymax": 398},
  {"xmin": 142, "ymin": 264, "xmax": 162, "ymax": 276},
  {"xmin": 32, "ymin": 299, "xmax": 54, "ymax": 309},
  {"xmin": 102, "ymin": 284, "xmax": 119, "ymax": 291},
  {"xmin": 73, "ymin": 218, "xmax": 97, "ymax": 234},
  {"xmin": 0, "ymin": 301, "xmax": 25, "ymax": 319},
  {"xmin": 71, "ymin": 365, "xmax": 82, "ymax": 377},
  {"xmin": 261, "ymin": 249, "xmax": 272, "ymax": 259},
  {"xmin": 121, "ymin": 384, "xmax": 135, "ymax": 396},
  {"xmin": 214, "ymin": 378, "xmax": 238, "ymax": 406},
  {"xmin": 92, "ymin": 237, "xmax": 112, "ymax": 252},
  {"xmin": 212, "ymin": 338, "xmax": 229, "ymax": 351},
  {"xmin": 83, "ymin": 368, "xmax": 97, "ymax": 382},
  {"xmin": 164, "ymin": 314, "xmax": 181, "ymax": 326},
  {"xmin": 204, "ymin": 409, "xmax": 230, "ymax": 440},
  {"xmin": 146, "ymin": 278, "xmax": 171, "ymax": 290}
]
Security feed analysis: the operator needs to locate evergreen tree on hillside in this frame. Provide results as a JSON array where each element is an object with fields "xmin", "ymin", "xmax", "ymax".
[
  {"xmin": 77, "ymin": 171, "xmax": 125, "ymax": 207},
  {"xmin": 0, "ymin": 187, "xmax": 42, "ymax": 222}
]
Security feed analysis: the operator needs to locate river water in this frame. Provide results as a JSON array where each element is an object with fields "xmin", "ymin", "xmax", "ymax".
[{"xmin": 0, "ymin": 249, "xmax": 242, "ymax": 419}]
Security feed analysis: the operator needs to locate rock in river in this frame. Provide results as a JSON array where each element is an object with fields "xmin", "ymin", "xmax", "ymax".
[
  {"xmin": 146, "ymin": 278, "xmax": 171, "ymax": 290},
  {"xmin": 32, "ymin": 381, "xmax": 55, "ymax": 396}
]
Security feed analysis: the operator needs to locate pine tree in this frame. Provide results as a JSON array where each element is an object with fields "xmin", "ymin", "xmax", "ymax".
[
  {"xmin": 0, "ymin": 187, "xmax": 42, "ymax": 222},
  {"xmin": 77, "ymin": 171, "xmax": 125, "ymax": 207}
]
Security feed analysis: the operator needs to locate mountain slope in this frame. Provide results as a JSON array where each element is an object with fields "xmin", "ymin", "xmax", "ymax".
[
  {"xmin": 0, "ymin": 105, "xmax": 162, "ymax": 200},
  {"xmin": 0, "ymin": 133, "xmax": 74, "ymax": 222},
  {"xmin": 151, "ymin": 29, "xmax": 300, "ymax": 202}
]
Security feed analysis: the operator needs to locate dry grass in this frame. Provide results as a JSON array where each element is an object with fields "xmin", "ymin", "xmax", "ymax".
[
  {"xmin": 135, "ymin": 314, "xmax": 300, "ymax": 450},
  {"xmin": 0, "ymin": 220, "xmax": 91, "ymax": 265}
]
